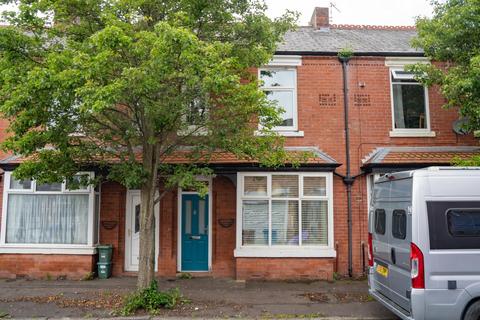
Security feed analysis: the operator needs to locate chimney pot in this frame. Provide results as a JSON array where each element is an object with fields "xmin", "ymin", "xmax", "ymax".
[{"xmin": 310, "ymin": 7, "xmax": 330, "ymax": 29}]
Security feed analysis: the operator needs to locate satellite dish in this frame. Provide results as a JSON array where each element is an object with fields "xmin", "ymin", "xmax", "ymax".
[{"xmin": 452, "ymin": 118, "xmax": 470, "ymax": 135}]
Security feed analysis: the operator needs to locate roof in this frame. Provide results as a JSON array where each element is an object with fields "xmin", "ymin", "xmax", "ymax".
[
  {"xmin": 0, "ymin": 146, "xmax": 338, "ymax": 168},
  {"xmin": 277, "ymin": 25, "xmax": 422, "ymax": 56},
  {"xmin": 362, "ymin": 146, "xmax": 480, "ymax": 168}
]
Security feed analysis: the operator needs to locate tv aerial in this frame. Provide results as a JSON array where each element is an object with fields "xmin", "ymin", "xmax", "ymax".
[{"xmin": 329, "ymin": 2, "xmax": 341, "ymax": 23}]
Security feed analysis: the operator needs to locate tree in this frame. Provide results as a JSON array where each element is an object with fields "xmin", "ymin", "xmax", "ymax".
[
  {"xmin": 0, "ymin": 0, "xmax": 298, "ymax": 288},
  {"xmin": 412, "ymin": 0, "xmax": 480, "ymax": 138}
]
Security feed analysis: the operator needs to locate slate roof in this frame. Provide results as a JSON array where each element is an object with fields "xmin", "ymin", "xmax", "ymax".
[
  {"xmin": 277, "ymin": 25, "xmax": 422, "ymax": 55},
  {"xmin": 362, "ymin": 146, "xmax": 480, "ymax": 167}
]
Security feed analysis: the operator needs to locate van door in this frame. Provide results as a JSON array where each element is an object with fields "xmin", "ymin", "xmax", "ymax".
[
  {"xmin": 371, "ymin": 202, "xmax": 394, "ymax": 301},
  {"xmin": 386, "ymin": 178, "xmax": 413, "ymax": 312},
  {"xmin": 388, "ymin": 207, "xmax": 411, "ymax": 311}
]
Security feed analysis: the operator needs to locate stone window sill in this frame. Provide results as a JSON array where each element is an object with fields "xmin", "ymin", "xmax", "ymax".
[
  {"xmin": 389, "ymin": 130, "xmax": 436, "ymax": 138},
  {"xmin": 234, "ymin": 247, "xmax": 336, "ymax": 258}
]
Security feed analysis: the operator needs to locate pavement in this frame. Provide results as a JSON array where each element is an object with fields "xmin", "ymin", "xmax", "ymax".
[{"xmin": 0, "ymin": 276, "xmax": 398, "ymax": 319}]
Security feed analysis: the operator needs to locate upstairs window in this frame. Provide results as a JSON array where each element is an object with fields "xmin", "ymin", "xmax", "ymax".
[
  {"xmin": 259, "ymin": 68, "xmax": 298, "ymax": 131},
  {"xmin": 391, "ymin": 69, "xmax": 430, "ymax": 131}
]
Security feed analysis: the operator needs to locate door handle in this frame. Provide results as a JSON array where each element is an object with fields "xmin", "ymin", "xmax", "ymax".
[
  {"xmin": 391, "ymin": 248, "xmax": 396, "ymax": 265},
  {"xmin": 190, "ymin": 235, "xmax": 201, "ymax": 240}
]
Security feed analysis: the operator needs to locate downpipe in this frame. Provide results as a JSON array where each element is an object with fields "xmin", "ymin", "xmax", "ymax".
[{"xmin": 339, "ymin": 55, "xmax": 354, "ymax": 278}]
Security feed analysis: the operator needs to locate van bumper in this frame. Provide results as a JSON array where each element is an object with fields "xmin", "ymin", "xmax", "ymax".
[{"xmin": 369, "ymin": 288, "xmax": 415, "ymax": 320}]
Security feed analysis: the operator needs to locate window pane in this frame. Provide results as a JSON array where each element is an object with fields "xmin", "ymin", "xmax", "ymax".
[
  {"xmin": 302, "ymin": 200, "xmax": 328, "ymax": 245},
  {"xmin": 303, "ymin": 176, "xmax": 326, "ymax": 196},
  {"xmin": 244, "ymin": 176, "xmax": 268, "ymax": 196},
  {"xmin": 66, "ymin": 174, "xmax": 89, "ymax": 191},
  {"xmin": 272, "ymin": 175, "xmax": 298, "ymax": 198},
  {"xmin": 392, "ymin": 210, "xmax": 407, "ymax": 239},
  {"xmin": 94, "ymin": 193, "xmax": 100, "ymax": 244},
  {"xmin": 6, "ymin": 194, "xmax": 89, "ymax": 244},
  {"xmin": 391, "ymin": 70, "xmax": 415, "ymax": 81},
  {"xmin": 10, "ymin": 177, "xmax": 32, "ymax": 190},
  {"xmin": 36, "ymin": 182, "xmax": 62, "ymax": 192},
  {"xmin": 447, "ymin": 209, "xmax": 480, "ymax": 237},
  {"xmin": 134, "ymin": 204, "xmax": 140, "ymax": 234},
  {"xmin": 260, "ymin": 69, "xmax": 295, "ymax": 88},
  {"xmin": 375, "ymin": 209, "xmax": 386, "ymax": 235},
  {"xmin": 272, "ymin": 200, "xmax": 299, "ymax": 245},
  {"xmin": 242, "ymin": 200, "xmax": 268, "ymax": 245},
  {"xmin": 264, "ymin": 90, "xmax": 294, "ymax": 127},
  {"xmin": 187, "ymin": 98, "xmax": 208, "ymax": 125},
  {"xmin": 185, "ymin": 200, "xmax": 192, "ymax": 235},
  {"xmin": 199, "ymin": 199, "xmax": 206, "ymax": 235},
  {"xmin": 393, "ymin": 84, "xmax": 427, "ymax": 129}
]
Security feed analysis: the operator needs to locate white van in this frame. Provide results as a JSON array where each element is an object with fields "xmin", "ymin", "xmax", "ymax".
[{"xmin": 368, "ymin": 167, "xmax": 480, "ymax": 320}]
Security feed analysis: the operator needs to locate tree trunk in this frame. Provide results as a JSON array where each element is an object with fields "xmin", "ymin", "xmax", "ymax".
[{"xmin": 137, "ymin": 144, "xmax": 159, "ymax": 289}]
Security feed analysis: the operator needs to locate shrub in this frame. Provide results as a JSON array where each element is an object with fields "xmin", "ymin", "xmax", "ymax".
[{"xmin": 120, "ymin": 281, "xmax": 185, "ymax": 315}]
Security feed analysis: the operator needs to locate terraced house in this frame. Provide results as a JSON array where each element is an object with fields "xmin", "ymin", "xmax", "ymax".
[{"xmin": 0, "ymin": 7, "xmax": 478, "ymax": 280}]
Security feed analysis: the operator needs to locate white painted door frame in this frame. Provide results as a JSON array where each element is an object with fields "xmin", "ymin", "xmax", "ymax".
[
  {"xmin": 177, "ymin": 177, "xmax": 213, "ymax": 272},
  {"xmin": 124, "ymin": 189, "xmax": 160, "ymax": 272}
]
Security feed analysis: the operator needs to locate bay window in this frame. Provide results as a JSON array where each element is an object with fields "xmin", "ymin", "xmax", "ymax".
[
  {"xmin": 236, "ymin": 173, "xmax": 335, "ymax": 257},
  {"xmin": 0, "ymin": 172, "xmax": 97, "ymax": 254}
]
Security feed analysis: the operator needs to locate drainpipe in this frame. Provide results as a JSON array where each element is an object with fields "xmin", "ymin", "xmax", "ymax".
[{"xmin": 339, "ymin": 55, "xmax": 354, "ymax": 278}]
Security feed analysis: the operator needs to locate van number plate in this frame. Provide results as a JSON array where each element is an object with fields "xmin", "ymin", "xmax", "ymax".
[{"xmin": 376, "ymin": 265, "xmax": 389, "ymax": 277}]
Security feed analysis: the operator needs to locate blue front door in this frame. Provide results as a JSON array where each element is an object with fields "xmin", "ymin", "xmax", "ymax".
[{"xmin": 181, "ymin": 194, "xmax": 209, "ymax": 271}]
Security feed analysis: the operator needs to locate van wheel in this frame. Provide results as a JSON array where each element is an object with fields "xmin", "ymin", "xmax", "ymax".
[{"xmin": 464, "ymin": 301, "xmax": 480, "ymax": 320}]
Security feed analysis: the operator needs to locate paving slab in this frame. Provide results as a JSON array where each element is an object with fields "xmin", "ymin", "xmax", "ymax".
[{"xmin": 0, "ymin": 277, "xmax": 399, "ymax": 319}]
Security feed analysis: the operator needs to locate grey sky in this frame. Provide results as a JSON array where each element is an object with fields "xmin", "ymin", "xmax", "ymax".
[{"xmin": 265, "ymin": 0, "xmax": 434, "ymax": 26}]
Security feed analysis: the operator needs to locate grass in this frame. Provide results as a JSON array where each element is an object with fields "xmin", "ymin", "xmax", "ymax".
[
  {"xmin": 0, "ymin": 310, "xmax": 9, "ymax": 318},
  {"xmin": 118, "ymin": 280, "xmax": 187, "ymax": 316},
  {"xmin": 178, "ymin": 272, "xmax": 193, "ymax": 280},
  {"xmin": 81, "ymin": 272, "xmax": 95, "ymax": 281}
]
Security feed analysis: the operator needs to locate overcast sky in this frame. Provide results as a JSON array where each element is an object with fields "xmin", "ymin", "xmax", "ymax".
[
  {"xmin": 1, "ymin": 1, "xmax": 434, "ymax": 26},
  {"xmin": 265, "ymin": 0, "xmax": 434, "ymax": 26}
]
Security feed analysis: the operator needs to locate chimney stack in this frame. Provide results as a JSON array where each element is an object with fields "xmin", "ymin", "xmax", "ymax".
[{"xmin": 310, "ymin": 7, "xmax": 330, "ymax": 29}]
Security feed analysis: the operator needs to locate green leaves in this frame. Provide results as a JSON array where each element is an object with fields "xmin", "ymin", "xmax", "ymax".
[
  {"xmin": 0, "ymin": 0, "xmax": 297, "ymax": 192},
  {"xmin": 413, "ymin": 0, "xmax": 480, "ymax": 132}
]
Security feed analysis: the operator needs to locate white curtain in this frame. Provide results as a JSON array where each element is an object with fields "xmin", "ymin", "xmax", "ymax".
[
  {"xmin": 6, "ymin": 194, "xmax": 89, "ymax": 244},
  {"xmin": 392, "ymin": 84, "xmax": 406, "ymax": 128}
]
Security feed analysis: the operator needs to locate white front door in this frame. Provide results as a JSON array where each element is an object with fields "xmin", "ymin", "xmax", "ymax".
[{"xmin": 125, "ymin": 190, "xmax": 159, "ymax": 272}]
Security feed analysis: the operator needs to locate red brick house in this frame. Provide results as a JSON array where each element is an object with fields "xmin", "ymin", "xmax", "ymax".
[{"xmin": 0, "ymin": 7, "xmax": 478, "ymax": 280}]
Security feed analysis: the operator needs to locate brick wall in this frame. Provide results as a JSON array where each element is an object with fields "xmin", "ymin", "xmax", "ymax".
[
  {"xmin": 284, "ymin": 56, "xmax": 476, "ymax": 277},
  {"xmin": 0, "ymin": 55, "xmax": 478, "ymax": 281},
  {"xmin": 99, "ymin": 181, "xmax": 127, "ymax": 276},
  {"xmin": 0, "ymin": 254, "xmax": 96, "ymax": 280},
  {"xmin": 236, "ymin": 258, "xmax": 335, "ymax": 280}
]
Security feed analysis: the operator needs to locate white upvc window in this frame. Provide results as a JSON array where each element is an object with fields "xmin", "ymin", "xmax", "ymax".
[
  {"xmin": 259, "ymin": 68, "xmax": 298, "ymax": 132},
  {"xmin": 385, "ymin": 57, "xmax": 435, "ymax": 138},
  {"xmin": 0, "ymin": 172, "xmax": 97, "ymax": 254},
  {"xmin": 235, "ymin": 172, "xmax": 335, "ymax": 258}
]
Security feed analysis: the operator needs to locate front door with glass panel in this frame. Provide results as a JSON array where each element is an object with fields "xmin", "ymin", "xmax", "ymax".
[
  {"xmin": 127, "ymin": 193, "xmax": 141, "ymax": 271},
  {"xmin": 125, "ymin": 191, "xmax": 158, "ymax": 272},
  {"xmin": 181, "ymin": 194, "xmax": 209, "ymax": 271}
]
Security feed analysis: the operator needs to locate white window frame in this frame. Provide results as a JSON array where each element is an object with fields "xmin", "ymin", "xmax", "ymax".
[
  {"xmin": 0, "ymin": 171, "xmax": 97, "ymax": 254},
  {"xmin": 385, "ymin": 57, "xmax": 436, "ymax": 138},
  {"xmin": 259, "ymin": 67, "xmax": 298, "ymax": 132},
  {"xmin": 235, "ymin": 172, "xmax": 336, "ymax": 258},
  {"xmin": 257, "ymin": 55, "xmax": 303, "ymax": 136}
]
